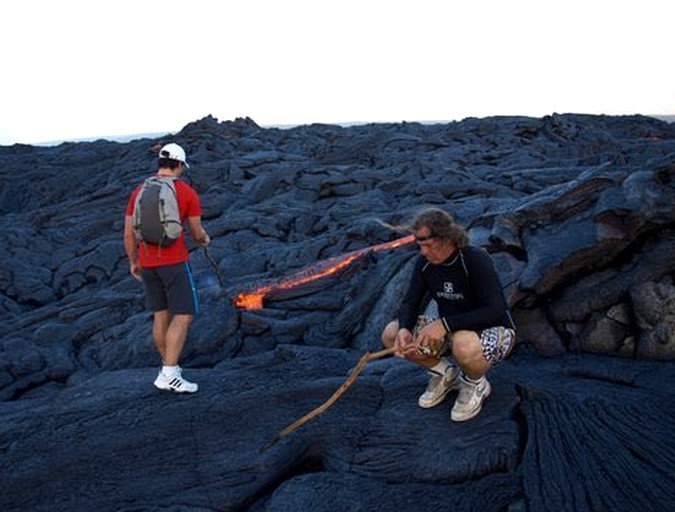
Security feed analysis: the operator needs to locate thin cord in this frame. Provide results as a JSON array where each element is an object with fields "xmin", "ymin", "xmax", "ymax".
[{"xmin": 203, "ymin": 246, "xmax": 225, "ymax": 288}]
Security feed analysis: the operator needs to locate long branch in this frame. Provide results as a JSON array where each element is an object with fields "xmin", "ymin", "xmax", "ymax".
[{"xmin": 260, "ymin": 346, "xmax": 396, "ymax": 452}]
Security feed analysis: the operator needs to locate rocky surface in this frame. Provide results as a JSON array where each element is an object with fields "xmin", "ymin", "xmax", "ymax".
[{"xmin": 1, "ymin": 113, "xmax": 674, "ymax": 510}]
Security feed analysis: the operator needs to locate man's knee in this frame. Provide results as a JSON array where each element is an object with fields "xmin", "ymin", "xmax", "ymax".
[
  {"xmin": 450, "ymin": 330, "xmax": 482, "ymax": 360},
  {"xmin": 381, "ymin": 320, "xmax": 399, "ymax": 348},
  {"xmin": 170, "ymin": 314, "xmax": 194, "ymax": 329}
]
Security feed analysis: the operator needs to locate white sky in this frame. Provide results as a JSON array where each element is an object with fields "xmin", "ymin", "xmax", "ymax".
[{"xmin": 1, "ymin": 0, "xmax": 673, "ymax": 145}]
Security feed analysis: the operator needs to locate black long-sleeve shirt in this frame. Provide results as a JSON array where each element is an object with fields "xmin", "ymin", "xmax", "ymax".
[{"xmin": 398, "ymin": 246, "xmax": 515, "ymax": 333}]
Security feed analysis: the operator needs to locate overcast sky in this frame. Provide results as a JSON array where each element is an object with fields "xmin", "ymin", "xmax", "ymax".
[{"xmin": 1, "ymin": 0, "xmax": 673, "ymax": 146}]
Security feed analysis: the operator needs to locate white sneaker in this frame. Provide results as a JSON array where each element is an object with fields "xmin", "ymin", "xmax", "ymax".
[
  {"xmin": 451, "ymin": 375, "xmax": 491, "ymax": 421},
  {"xmin": 154, "ymin": 367, "xmax": 198, "ymax": 393},
  {"xmin": 418, "ymin": 365, "xmax": 460, "ymax": 408}
]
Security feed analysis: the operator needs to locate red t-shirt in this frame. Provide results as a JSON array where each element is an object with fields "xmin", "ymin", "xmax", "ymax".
[{"xmin": 125, "ymin": 176, "xmax": 203, "ymax": 268}]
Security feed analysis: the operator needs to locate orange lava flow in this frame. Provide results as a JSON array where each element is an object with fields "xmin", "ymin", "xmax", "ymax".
[
  {"xmin": 235, "ymin": 234, "xmax": 414, "ymax": 310},
  {"xmin": 234, "ymin": 293, "xmax": 266, "ymax": 310}
]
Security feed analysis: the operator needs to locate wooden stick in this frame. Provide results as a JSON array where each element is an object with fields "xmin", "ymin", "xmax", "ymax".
[{"xmin": 260, "ymin": 346, "xmax": 397, "ymax": 452}]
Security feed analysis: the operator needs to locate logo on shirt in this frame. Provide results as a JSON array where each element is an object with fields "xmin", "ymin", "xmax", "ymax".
[{"xmin": 437, "ymin": 281, "xmax": 464, "ymax": 301}]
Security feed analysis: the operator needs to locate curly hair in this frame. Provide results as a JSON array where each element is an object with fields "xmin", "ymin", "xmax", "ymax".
[{"xmin": 410, "ymin": 207, "xmax": 469, "ymax": 248}]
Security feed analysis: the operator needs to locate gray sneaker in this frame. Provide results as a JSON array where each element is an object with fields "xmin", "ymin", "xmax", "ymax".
[
  {"xmin": 418, "ymin": 365, "xmax": 460, "ymax": 408},
  {"xmin": 451, "ymin": 375, "xmax": 491, "ymax": 421},
  {"xmin": 154, "ymin": 368, "xmax": 198, "ymax": 393}
]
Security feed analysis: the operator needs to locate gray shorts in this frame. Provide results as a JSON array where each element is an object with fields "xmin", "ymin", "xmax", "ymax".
[{"xmin": 141, "ymin": 262, "xmax": 199, "ymax": 315}]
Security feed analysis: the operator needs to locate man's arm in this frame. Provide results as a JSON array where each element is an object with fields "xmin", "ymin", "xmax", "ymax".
[
  {"xmin": 123, "ymin": 215, "xmax": 142, "ymax": 281},
  {"xmin": 187, "ymin": 216, "xmax": 210, "ymax": 246},
  {"xmin": 441, "ymin": 248, "xmax": 507, "ymax": 332},
  {"xmin": 398, "ymin": 257, "xmax": 427, "ymax": 331}
]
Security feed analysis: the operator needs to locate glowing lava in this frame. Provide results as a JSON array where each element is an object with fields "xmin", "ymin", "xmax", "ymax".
[
  {"xmin": 235, "ymin": 235, "xmax": 414, "ymax": 310},
  {"xmin": 235, "ymin": 292, "xmax": 266, "ymax": 310}
]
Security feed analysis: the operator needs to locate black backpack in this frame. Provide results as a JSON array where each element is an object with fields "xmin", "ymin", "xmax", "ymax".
[{"xmin": 132, "ymin": 177, "xmax": 182, "ymax": 247}]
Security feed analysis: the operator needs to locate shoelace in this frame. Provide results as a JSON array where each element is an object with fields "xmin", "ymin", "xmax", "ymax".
[{"xmin": 457, "ymin": 379, "xmax": 479, "ymax": 404}]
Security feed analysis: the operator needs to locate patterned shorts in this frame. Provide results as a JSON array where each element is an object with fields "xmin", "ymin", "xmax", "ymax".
[
  {"xmin": 479, "ymin": 326, "xmax": 516, "ymax": 366},
  {"xmin": 413, "ymin": 315, "xmax": 515, "ymax": 366}
]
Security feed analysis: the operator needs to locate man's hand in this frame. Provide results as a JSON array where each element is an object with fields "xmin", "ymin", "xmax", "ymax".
[
  {"xmin": 394, "ymin": 328, "xmax": 417, "ymax": 358},
  {"xmin": 129, "ymin": 262, "xmax": 142, "ymax": 282},
  {"xmin": 415, "ymin": 319, "xmax": 448, "ymax": 355},
  {"xmin": 198, "ymin": 233, "xmax": 211, "ymax": 247}
]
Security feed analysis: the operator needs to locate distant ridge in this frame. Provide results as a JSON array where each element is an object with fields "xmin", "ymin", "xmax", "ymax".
[
  {"xmin": 30, "ymin": 132, "xmax": 171, "ymax": 147},
  {"xmin": 17, "ymin": 113, "xmax": 675, "ymax": 147}
]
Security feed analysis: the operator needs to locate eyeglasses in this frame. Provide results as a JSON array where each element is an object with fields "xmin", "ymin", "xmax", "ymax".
[{"xmin": 414, "ymin": 233, "xmax": 436, "ymax": 243}]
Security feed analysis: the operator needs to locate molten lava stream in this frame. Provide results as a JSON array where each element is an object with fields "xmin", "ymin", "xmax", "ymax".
[{"xmin": 234, "ymin": 234, "xmax": 414, "ymax": 310}]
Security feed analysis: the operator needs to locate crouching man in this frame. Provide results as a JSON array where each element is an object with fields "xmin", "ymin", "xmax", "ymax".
[{"xmin": 381, "ymin": 207, "xmax": 516, "ymax": 421}]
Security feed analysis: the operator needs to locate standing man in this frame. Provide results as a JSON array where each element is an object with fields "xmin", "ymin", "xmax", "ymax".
[
  {"xmin": 124, "ymin": 143, "xmax": 210, "ymax": 393},
  {"xmin": 381, "ymin": 207, "xmax": 515, "ymax": 421}
]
